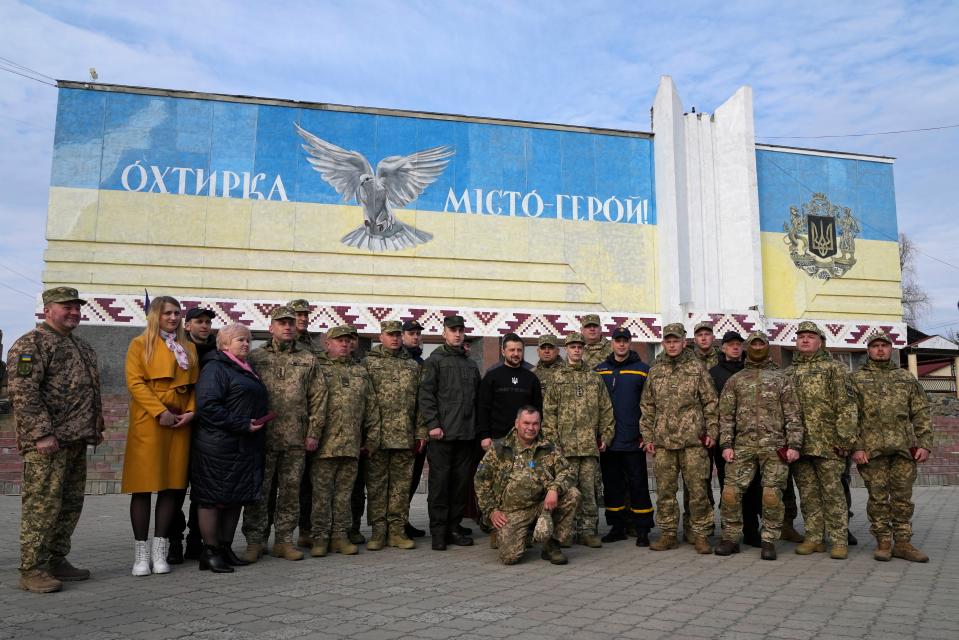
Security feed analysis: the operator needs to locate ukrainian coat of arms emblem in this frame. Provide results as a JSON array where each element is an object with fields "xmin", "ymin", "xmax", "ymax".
[{"xmin": 783, "ymin": 192, "xmax": 859, "ymax": 280}]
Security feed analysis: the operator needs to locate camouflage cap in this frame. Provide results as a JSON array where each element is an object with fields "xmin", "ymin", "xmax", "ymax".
[
  {"xmin": 746, "ymin": 330, "xmax": 769, "ymax": 345},
  {"xmin": 326, "ymin": 325, "xmax": 354, "ymax": 339},
  {"xmin": 565, "ymin": 331, "xmax": 586, "ymax": 346},
  {"xmin": 287, "ymin": 298, "xmax": 311, "ymax": 312},
  {"xmin": 270, "ymin": 305, "xmax": 297, "ymax": 321},
  {"xmin": 693, "ymin": 321, "xmax": 714, "ymax": 334},
  {"xmin": 865, "ymin": 329, "xmax": 892, "ymax": 346},
  {"xmin": 380, "ymin": 320, "xmax": 403, "ymax": 334},
  {"xmin": 662, "ymin": 322, "xmax": 687, "ymax": 339},
  {"xmin": 796, "ymin": 320, "xmax": 825, "ymax": 339},
  {"xmin": 443, "ymin": 314, "xmax": 466, "ymax": 328},
  {"xmin": 42, "ymin": 286, "xmax": 86, "ymax": 305},
  {"xmin": 580, "ymin": 313, "xmax": 601, "ymax": 327},
  {"xmin": 538, "ymin": 334, "xmax": 559, "ymax": 347}
]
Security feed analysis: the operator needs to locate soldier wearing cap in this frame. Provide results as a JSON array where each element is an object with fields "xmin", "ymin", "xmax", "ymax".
[
  {"xmin": 418, "ymin": 314, "xmax": 481, "ymax": 549},
  {"xmin": 8, "ymin": 287, "xmax": 105, "ymax": 592},
  {"xmin": 581, "ymin": 314, "xmax": 612, "ymax": 370},
  {"xmin": 400, "ymin": 319, "xmax": 428, "ymax": 538},
  {"xmin": 288, "ymin": 299, "xmax": 326, "ymax": 356},
  {"xmin": 532, "ymin": 334, "xmax": 565, "ymax": 396},
  {"xmin": 785, "ymin": 320, "xmax": 859, "ymax": 559},
  {"xmin": 241, "ymin": 306, "xmax": 327, "ymax": 563},
  {"xmin": 714, "ymin": 331, "xmax": 802, "ymax": 561},
  {"xmin": 305, "ymin": 325, "xmax": 381, "ymax": 556},
  {"xmin": 640, "ymin": 322, "xmax": 719, "ymax": 554},
  {"xmin": 692, "ymin": 321, "xmax": 721, "ymax": 370},
  {"xmin": 361, "ymin": 320, "xmax": 424, "ymax": 551},
  {"xmin": 850, "ymin": 331, "xmax": 931, "ymax": 562},
  {"xmin": 542, "ymin": 332, "xmax": 615, "ymax": 548}
]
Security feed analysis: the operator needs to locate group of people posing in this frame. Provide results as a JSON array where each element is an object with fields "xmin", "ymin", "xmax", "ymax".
[{"xmin": 8, "ymin": 287, "xmax": 933, "ymax": 593}]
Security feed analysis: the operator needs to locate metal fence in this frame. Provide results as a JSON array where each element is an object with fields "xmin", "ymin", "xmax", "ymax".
[{"xmin": 920, "ymin": 376, "xmax": 958, "ymax": 394}]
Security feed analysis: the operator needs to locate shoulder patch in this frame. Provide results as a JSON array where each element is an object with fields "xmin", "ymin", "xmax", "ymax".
[{"xmin": 17, "ymin": 354, "xmax": 34, "ymax": 377}]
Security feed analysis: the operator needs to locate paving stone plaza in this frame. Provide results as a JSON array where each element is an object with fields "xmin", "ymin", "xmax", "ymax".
[{"xmin": 1, "ymin": 487, "xmax": 957, "ymax": 640}]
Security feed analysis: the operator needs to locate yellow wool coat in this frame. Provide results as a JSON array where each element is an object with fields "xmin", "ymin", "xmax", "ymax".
[{"xmin": 121, "ymin": 335, "xmax": 199, "ymax": 493}]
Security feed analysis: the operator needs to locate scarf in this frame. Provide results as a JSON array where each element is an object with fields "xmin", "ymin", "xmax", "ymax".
[
  {"xmin": 160, "ymin": 330, "xmax": 190, "ymax": 370},
  {"xmin": 224, "ymin": 350, "xmax": 258, "ymax": 379}
]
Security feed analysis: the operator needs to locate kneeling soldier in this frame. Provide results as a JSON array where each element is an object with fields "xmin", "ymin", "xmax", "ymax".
[
  {"xmin": 851, "ymin": 331, "xmax": 931, "ymax": 562},
  {"xmin": 715, "ymin": 332, "xmax": 802, "ymax": 560},
  {"xmin": 476, "ymin": 406, "xmax": 581, "ymax": 565}
]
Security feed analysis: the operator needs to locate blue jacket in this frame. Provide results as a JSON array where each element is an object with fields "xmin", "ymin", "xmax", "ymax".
[{"xmin": 595, "ymin": 351, "xmax": 649, "ymax": 451}]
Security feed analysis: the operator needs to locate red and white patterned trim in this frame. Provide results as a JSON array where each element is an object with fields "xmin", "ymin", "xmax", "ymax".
[{"xmin": 685, "ymin": 312, "xmax": 907, "ymax": 348}]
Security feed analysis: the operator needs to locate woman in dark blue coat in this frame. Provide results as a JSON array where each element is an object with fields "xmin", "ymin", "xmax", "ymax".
[{"xmin": 191, "ymin": 322, "xmax": 268, "ymax": 572}]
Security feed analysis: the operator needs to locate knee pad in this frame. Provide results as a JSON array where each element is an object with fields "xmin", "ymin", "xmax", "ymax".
[
  {"xmin": 762, "ymin": 487, "xmax": 780, "ymax": 507},
  {"xmin": 721, "ymin": 486, "xmax": 736, "ymax": 505}
]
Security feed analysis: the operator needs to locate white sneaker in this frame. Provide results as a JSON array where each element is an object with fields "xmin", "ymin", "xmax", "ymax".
[
  {"xmin": 132, "ymin": 540, "xmax": 151, "ymax": 576},
  {"xmin": 151, "ymin": 537, "xmax": 171, "ymax": 574}
]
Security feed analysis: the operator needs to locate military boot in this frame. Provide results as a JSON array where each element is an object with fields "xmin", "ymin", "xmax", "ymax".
[
  {"xmin": 892, "ymin": 541, "xmax": 929, "ymax": 563},
  {"xmin": 367, "ymin": 527, "xmax": 387, "ymax": 551},
  {"xmin": 795, "ymin": 541, "xmax": 826, "ymax": 555},
  {"xmin": 780, "ymin": 521, "xmax": 805, "ymax": 543},
  {"xmin": 713, "ymin": 540, "xmax": 740, "ymax": 556},
  {"xmin": 388, "ymin": 531, "xmax": 416, "ymax": 550},
  {"xmin": 650, "ymin": 533, "xmax": 679, "ymax": 551},
  {"xmin": 540, "ymin": 539, "xmax": 568, "ymax": 565},
  {"xmin": 310, "ymin": 538, "xmax": 329, "ymax": 557},
  {"xmin": 347, "ymin": 529, "xmax": 366, "ymax": 545},
  {"xmin": 489, "ymin": 531, "xmax": 498, "ymax": 549},
  {"xmin": 49, "ymin": 557, "xmax": 91, "ymax": 581},
  {"xmin": 693, "ymin": 537, "xmax": 712, "ymax": 554},
  {"xmin": 761, "ymin": 542, "xmax": 777, "ymax": 561},
  {"xmin": 241, "ymin": 543, "xmax": 264, "ymax": 563},
  {"xmin": 272, "ymin": 543, "xmax": 304, "ymax": 561},
  {"xmin": 331, "ymin": 537, "xmax": 359, "ymax": 555},
  {"xmin": 829, "ymin": 544, "xmax": 848, "ymax": 560},
  {"xmin": 297, "ymin": 531, "xmax": 312, "ymax": 548},
  {"xmin": 683, "ymin": 530, "xmax": 696, "ymax": 544},
  {"xmin": 580, "ymin": 533, "xmax": 603, "ymax": 548},
  {"xmin": 18, "ymin": 570, "xmax": 62, "ymax": 593},
  {"xmin": 873, "ymin": 538, "xmax": 892, "ymax": 562},
  {"xmin": 167, "ymin": 538, "xmax": 184, "ymax": 565},
  {"xmin": 601, "ymin": 525, "xmax": 627, "ymax": 543}
]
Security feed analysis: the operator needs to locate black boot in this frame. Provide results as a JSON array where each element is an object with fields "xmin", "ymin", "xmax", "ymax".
[
  {"xmin": 847, "ymin": 531, "xmax": 858, "ymax": 546},
  {"xmin": 761, "ymin": 541, "xmax": 777, "ymax": 560},
  {"xmin": 219, "ymin": 543, "xmax": 250, "ymax": 567},
  {"xmin": 635, "ymin": 530, "xmax": 650, "ymax": 547},
  {"xmin": 167, "ymin": 538, "xmax": 184, "ymax": 565},
  {"xmin": 405, "ymin": 522, "xmax": 426, "ymax": 538},
  {"xmin": 743, "ymin": 530, "xmax": 762, "ymax": 548},
  {"xmin": 184, "ymin": 536, "xmax": 204, "ymax": 560},
  {"xmin": 199, "ymin": 545, "xmax": 234, "ymax": 573},
  {"xmin": 602, "ymin": 526, "xmax": 627, "ymax": 543}
]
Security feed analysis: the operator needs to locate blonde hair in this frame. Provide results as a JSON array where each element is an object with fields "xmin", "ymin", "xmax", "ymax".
[
  {"xmin": 217, "ymin": 322, "xmax": 252, "ymax": 350},
  {"xmin": 142, "ymin": 296, "xmax": 195, "ymax": 366}
]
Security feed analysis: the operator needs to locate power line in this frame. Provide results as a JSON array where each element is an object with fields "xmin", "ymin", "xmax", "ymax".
[
  {"xmin": 0, "ymin": 62, "xmax": 56, "ymax": 87},
  {"xmin": 0, "ymin": 113, "xmax": 53, "ymax": 131},
  {"xmin": 0, "ymin": 280, "xmax": 36, "ymax": 300},
  {"xmin": 0, "ymin": 55, "xmax": 56, "ymax": 81},
  {"xmin": 0, "ymin": 260, "xmax": 42, "ymax": 285},
  {"xmin": 759, "ymin": 123, "xmax": 959, "ymax": 140}
]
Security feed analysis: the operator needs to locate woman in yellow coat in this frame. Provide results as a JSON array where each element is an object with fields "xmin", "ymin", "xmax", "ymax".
[{"xmin": 122, "ymin": 296, "xmax": 199, "ymax": 576}]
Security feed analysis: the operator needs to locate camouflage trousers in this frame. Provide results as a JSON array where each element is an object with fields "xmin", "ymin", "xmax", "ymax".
[
  {"xmin": 496, "ymin": 488, "xmax": 582, "ymax": 565},
  {"xmin": 654, "ymin": 446, "xmax": 712, "ymax": 537},
  {"xmin": 20, "ymin": 443, "xmax": 87, "ymax": 574},
  {"xmin": 366, "ymin": 449, "xmax": 414, "ymax": 537},
  {"xmin": 721, "ymin": 449, "xmax": 788, "ymax": 543},
  {"xmin": 242, "ymin": 448, "xmax": 305, "ymax": 545},
  {"xmin": 311, "ymin": 457, "xmax": 358, "ymax": 540},
  {"xmin": 793, "ymin": 456, "xmax": 848, "ymax": 545},
  {"xmin": 857, "ymin": 454, "xmax": 917, "ymax": 542},
  {"xmin": 567, "ymin": 456, "xmax": 600, "ymax": 535}
]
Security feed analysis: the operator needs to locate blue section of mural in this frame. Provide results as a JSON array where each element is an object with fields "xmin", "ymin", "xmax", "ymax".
[
  {"xmin": 52, "ymin": 88, "xmax": 656, "ymax": 225},
  {"xmin": 756, "ymin": 149, "xmax": 898, "ymax": 242}
]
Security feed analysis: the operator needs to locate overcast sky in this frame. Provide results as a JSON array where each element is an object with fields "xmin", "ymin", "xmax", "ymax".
[{"xmin": 2, "ymin": 0, "xmax": 958, "ymax": 355}]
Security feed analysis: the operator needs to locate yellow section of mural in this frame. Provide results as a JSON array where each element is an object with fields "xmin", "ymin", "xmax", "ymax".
[
  {"xmin": 760, "ymin": 231, "xmax": 902, "ymax": 320},
  {"xmin": 44, "ymin": 187, "xmax": 659, "ymax": 312}
]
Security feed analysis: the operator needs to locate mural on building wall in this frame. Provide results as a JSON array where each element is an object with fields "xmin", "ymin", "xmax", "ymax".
[{"xmin": 783, "ymin": 192, "xmax": 860, "ymax": 280}]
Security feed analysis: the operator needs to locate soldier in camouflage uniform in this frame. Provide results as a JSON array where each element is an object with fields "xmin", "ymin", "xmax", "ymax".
[
  {"xmin": 640, "ymin": 323, "xmax": 719, "ymax": 554},
  {"xmin": 289, "ymin": 299, "xmax": 325, "ymax": 356},
  {"xmin": 851, "ymin": 331, "xmax": 932, "ymax": 563},
  {"xmin": 786, "ymin": 321, "xmax": 859, "ymax": 559},
  {"xmin": 241, "ymin": 306, "xmax": 327, "ymax": 562},
  {"xmin": 532, "ymin": 334, "xmax": 565, "ymax": 396},
  {"xmin": 306, "ymin": 325, "xmax": 381, "ymax": 556},
  {"xmin": 8, "ymin": 287, "xmax": 105, "ymax": 593},
  {"xmin": 476, "ymin": 406, "xmax": 581, "ymax": 565},
  {"xmin": 581, "ymin": 314, "xmax": 613, "ymax": 370},
  {"xmin": 542, "ymin": 332, "xmax": 614, "ymax": 548},
  {"xmin": 714, "ymin": 332, "xmax": 802, "ymax": 561},
  {"xmin": 362, "ymin": 320, "xmax": 424, "ymax": 550}
]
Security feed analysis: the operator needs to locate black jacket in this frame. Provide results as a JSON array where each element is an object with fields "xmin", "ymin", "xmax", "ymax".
[
  {"xmin": 191, "ymin": 351, "xmax": 268, "ymax": 506},
  {"xmin": 595, "ymin": 350, "xmax": 649, "ymax": 451},
  {"xmin": 404, "ymin": 345, "xmax": 424, "ymax": 365},
  {"xmin": 477, "ymin": 364, "xmax": 542, "ymax": 441},
  {"xmin": 186, "ymin": 334, "xmax": 217, "ymax": 369},
  {"xmin": 417, "ymin": 344, "xmax": 480, "ymax": 441},
  {"xmin": 709, "ymin": 354, "xmax": 745, "ymax": 395}
]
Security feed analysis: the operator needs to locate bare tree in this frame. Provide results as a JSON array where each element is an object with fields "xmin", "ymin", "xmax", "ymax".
[{"xmin": 899, "ymin": 233, "xmax": 930, "ymax": 325}]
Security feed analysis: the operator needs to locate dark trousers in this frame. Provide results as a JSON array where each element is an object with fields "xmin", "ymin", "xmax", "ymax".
[
  {"xmin": 350, "ymin": 456, "xmax": 369, "ymax": 531},
  {"xmin": 298, "ymin": 453, "xmax": 314, "ymax": 533},
  {"xmin": 426, "ymin": 440, "xmax": 473, "ymax": 537},
  {"xmin": 842, "ymin": 456, "xmax": 854, "ymax": 518},
  {"xmin": 409, "ymin": 446, "xmax": 427, "ymax": 500},
  {"xmin": 600, "ymin": 450, "xmax": 654, "ymax": 530},
  {"xmin": 171, "ymin": 487, "xmax": 200, "ymax": 545}
]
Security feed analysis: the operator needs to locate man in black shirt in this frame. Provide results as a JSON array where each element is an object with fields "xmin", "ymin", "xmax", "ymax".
[{"xmin": 477, "ymin": 334, "xmax": 543, "ymax": 449}]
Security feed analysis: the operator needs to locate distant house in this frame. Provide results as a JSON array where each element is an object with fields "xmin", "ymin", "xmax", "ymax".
[{"xmin": 904, "ymin": 327, "xmax": 959, "ymax": 395}]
